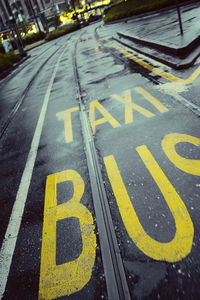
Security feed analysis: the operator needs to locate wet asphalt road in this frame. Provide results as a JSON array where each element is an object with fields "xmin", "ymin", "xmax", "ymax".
[{"xmin": 0, "ymin": 20, "xmax": 200, "ymax": 300}]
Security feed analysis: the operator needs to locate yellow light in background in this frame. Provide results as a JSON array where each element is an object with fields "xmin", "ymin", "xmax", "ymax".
[
  {"xmin": 27, "ymin": 24, "xmax": 37, "ymax": 34},
  {"xmin": 60, "ymin": 15, "xmax": 74, "ymax": 24},
  {"xmin": 91, "ymin": 0, "xmax": 111, "ymax": 7},
  {"xmin": 59, "ymin": 0, "xmax": 111, "ymax": 23}
]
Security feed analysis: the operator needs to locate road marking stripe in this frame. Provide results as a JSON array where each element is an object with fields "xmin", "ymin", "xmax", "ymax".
[
  {"xmin": 112, "ymin": 44, "xmax": 200, "ymax": 84},
  {"xmin": 112, "ymin": 44, "xmax": 182, "ymax": 82},
  {"xmin": 0, "ymin": 46, "xmax": 67, "ymax": 299},
  {"xmin": 185, "ymin": 66, "xmax": 200, "ymax": 84}
]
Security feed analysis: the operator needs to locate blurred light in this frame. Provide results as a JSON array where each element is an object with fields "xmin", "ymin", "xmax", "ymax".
[
  {"xmin": 28, "ymin": 24, "xmax": 37, "ymax": 34},
  {"xmin": 60, "ymin": 15, "xmax": 74, "ymax": 24},
  {"xmin": 60, "ymin": 0, "xmax": 111, "ymax": 22}
]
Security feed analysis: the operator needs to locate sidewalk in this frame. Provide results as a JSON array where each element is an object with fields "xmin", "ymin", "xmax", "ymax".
[{"xmin": 112, "ymin": 2, "xmax": 200, "ymax": 69}]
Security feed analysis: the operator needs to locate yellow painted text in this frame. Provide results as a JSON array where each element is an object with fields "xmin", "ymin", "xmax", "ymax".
[
  {"xmin": 56, "ymin": 107, "xmax": 79, "ymax": 143},
  {"xmin": 89, "ymin": 100, "xmax": 120, "ymax": 133},
  {"xmin": 39, "ymin": 170, "xmax": 96, "ymax": 299},
  {"xmin": 162, "ymin": 133, "xmax": 200, "ymax": 175},
  {"xmin": 104, "ymin": 148, "xmax": 194, "ymax": 262}
]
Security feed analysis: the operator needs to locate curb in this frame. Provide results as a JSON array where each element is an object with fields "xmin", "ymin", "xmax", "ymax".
[
  {"xmin": 117, "ymin": 32, "xmax": 200, "ymax": 58},
  {"xmin": 24, "ymin": 40, "xmax": 46, "ymax": 52},
  {"xmin": 113, "ymin": 36, "xmax": 200, "ymax": 70},
  {"xmin": 0, "ymin": 54, "xmax": 30, "ymax": 82}
]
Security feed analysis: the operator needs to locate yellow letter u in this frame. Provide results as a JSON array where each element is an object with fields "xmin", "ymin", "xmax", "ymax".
[{"xmin": 104, "ymin": 146, "xmax": 194, "ymax": 262}]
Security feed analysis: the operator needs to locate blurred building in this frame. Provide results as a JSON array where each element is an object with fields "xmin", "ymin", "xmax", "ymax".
[{"xmin": 0, "ymin": 0, "xmax": 68, "ymax": 32}]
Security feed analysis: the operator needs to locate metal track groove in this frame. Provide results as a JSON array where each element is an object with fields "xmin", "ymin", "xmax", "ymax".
[{"xmin": 73, "ymin": 38, "xmax": 131, "ymax": 300}]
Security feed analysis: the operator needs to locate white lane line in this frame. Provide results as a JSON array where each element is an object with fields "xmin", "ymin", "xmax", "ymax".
[{"xmin": 0, "ymin": 45, "xmax": 67, "ymax": 299}]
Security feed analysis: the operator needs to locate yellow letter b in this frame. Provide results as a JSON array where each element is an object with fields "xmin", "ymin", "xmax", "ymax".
[{"xmin": 39, "ymin": 170, "xmax": 96, "ymax": 300}]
